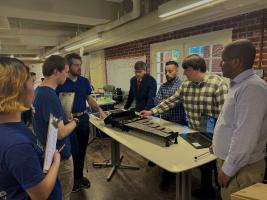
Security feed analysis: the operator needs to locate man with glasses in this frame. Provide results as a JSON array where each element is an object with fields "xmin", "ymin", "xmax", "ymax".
[
  {"xmin": 124, "ymin": 61, "xmax": 157, "ymax": 112},
  {"xmin": 141, "ymin": 54, "xmax": 228, "ymax": 198}
]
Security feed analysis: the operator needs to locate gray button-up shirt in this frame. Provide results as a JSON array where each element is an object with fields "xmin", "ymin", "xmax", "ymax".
[{"xmin": 213, "ymin": 69, "xmax": 267, "ymax": 177}]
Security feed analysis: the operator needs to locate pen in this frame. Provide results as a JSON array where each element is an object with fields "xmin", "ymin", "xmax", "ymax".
[
  {"xmin": 58, "ymin": 144, "xmax": 65, "ymax": 153},
  {"xmin": 194, "ymin": 151, "xmax": 210, "ymax": 160}
]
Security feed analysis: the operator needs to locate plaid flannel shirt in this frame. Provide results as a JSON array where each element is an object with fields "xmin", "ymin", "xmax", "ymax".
[
  {"xmin": 155, "ymin": 77, "xmax": 186, "ymax": 124},
  {"xmin": 151, "ymin": 74, "xmax": 228, "ymax": 130}
]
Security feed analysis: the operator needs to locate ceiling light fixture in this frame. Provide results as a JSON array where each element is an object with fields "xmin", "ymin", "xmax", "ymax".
[
  {"xmin": 65, "ymin": 34, "xmax": 101, "ymax": 52},
  {"xmin": 159, "ymin": 0, "xmax": 215, "ymax": 18},
  {"xmin": 17, "ymin": 56, "xmax": 41, "ymax": 61}
]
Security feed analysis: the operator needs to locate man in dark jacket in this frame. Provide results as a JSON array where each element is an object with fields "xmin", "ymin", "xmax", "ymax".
[{"xmin": 124, "ymin": 61, "xmax": 157, "ymax": 112}]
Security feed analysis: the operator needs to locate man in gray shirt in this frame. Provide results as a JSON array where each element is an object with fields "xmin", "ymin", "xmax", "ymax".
[{"xmin": 213, "ymin": 39, "xmax": 267, "ymax": 200}]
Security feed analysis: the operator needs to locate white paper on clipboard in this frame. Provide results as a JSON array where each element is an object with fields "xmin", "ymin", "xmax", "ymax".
[
  {"xmin": 43, "ymin": 114, "xmax": 58, "ymax": 173},
  {"xmin": 59, "ymin": 92, "xmax": 75, "ymax": 119}
]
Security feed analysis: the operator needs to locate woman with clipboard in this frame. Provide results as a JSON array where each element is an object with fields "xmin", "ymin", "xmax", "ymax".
[{"xmin": 0, "ymin": 57, "xmax": 61, "ymax": 200}]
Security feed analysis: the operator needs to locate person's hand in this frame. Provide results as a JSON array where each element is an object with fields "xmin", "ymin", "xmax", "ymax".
[
  {"xmin": 52, "ymin": 150, "xmax": 61, "ymax": 165},
  {"xmin": 140, "ymin": 110, "xmax": 153, "ymax": 118},
  {"xmin": 218, "ymin": 170, "xmax": 231, "ymax": 188},
  {"xmin": 68, "ymin": 114, "xmax": 74, "ymax": 122},
  {"xmin": 99, "ymin": 110, "xmax": 107, "ymax": 120},
  {"xmin": 209, "ymin": 145, "xmax": 214, "ymax": 154}
]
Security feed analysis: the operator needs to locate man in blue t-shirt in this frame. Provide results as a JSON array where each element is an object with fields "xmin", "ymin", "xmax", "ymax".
[
  {"xmin": 56, "ymin": 53, "xmax": 106, "ymax": 192},
  {"xmin": 32, "ymin": 55, "xmax": 78, "ymax": 200}
]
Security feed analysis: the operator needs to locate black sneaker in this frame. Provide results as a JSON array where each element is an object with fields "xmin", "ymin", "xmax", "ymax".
[
  {"xmin": 76, "ymin": 177, "xmax": 91, "ymax": 189},
  {"xmin": 72, "ymin": 184, "xmax": 82, "ymax": 193}
]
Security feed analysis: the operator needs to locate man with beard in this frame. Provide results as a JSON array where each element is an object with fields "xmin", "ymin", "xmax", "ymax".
[
  {"xmin": 154, "ymin": 61, "xmax": 187, "ymax": 189},
  {"xmin": 56, "ymin": 53, "xmax": 106, "ymax": 193},
  {"xmin": 155, "ymin": 61, "xmax": 187, "ymax": 125}
]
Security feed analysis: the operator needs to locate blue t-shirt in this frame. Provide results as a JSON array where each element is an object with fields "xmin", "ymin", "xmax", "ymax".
[
  {"xmin": 32, "ymin": 86, "xmax": 71, "ymax": 160},
  {"xmin": 0, "ymin": 122, "xmax": 61, "ymax": 200},
  {"xmin": 56, "ymin": 76, "xmax": 92, "ymax": 113}
]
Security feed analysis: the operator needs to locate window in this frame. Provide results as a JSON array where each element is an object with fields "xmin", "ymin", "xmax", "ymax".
[
  {"xmin": 156, "ymin": 49, "xmax": 181, "ymax": 88},
  {"xmin": 188, "ymin": 44, "xmax": 224, "ymax": 74}
]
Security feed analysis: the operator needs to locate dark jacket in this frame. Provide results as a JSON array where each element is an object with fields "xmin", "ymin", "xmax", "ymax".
[{"xmin": 124, "ymin": 74, "xmax": 157, "ymax": 112}]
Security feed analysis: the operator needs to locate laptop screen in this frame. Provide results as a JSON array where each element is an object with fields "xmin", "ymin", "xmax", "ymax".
[{"xmin": 199, "ymin": 114, "xmax": 217, "ymax": 138}]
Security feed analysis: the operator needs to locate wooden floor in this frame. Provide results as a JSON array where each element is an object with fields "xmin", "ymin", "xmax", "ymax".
[{"xmin": 71, "ymin": 137, "xmax": 221, "ymax": 200}]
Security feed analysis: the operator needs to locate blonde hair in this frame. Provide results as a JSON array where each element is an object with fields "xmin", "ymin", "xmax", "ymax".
[{"xmin": 0, "ymin": 57, "xmax": 29, "ymax": 113}]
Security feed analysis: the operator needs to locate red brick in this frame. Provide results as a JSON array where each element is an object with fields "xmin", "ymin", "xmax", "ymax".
[{"xmin": 105, "ymin": 8, "xmax": 267, "ymax": 79}]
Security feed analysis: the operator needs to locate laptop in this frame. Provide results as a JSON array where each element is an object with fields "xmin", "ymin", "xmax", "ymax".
[{"xmin": 180, "ymin": 114, "xmax": 217, "ymax": 149}]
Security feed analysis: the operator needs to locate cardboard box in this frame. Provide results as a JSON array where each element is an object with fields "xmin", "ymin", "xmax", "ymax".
[{"xmin": 231, "ymin": 183, "xmax": 267, "ymax": 200}]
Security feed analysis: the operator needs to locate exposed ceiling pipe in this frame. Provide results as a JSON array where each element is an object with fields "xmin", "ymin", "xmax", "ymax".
[
  {"xmin": 95, "ymin": 0, "xmax": 141, "ymax": 32},
  {"xmin": 44, "ymin": 0, "xmax": 141, "ymax": 57}
]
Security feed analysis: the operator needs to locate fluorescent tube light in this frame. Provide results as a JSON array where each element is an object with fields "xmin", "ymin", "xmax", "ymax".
[
  {"xmin": 17, "ymin": 56, "xmax": 40, "ymax": 61},
  {"xmin": 65, "ymin": 36, "xmax": 101, "ymax": 52},
  {"xmin": 159, "ymin": 0, "xmax": 214, "ymax": 18}
]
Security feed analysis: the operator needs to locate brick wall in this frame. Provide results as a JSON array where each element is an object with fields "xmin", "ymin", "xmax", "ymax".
[{"xmin": 105, "ymin": 9, "xmax": 267, "ymax": 81}]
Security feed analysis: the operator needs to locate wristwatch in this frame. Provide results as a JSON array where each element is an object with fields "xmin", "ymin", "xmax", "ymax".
[{"xmin": 73, "ymin": 118, "xmax": 80, "ymax": 126}]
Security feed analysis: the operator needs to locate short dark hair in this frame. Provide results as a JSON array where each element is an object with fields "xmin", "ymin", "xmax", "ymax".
[
  {"xmin": 65, "ymin": 53, "xmax": 82, "ymax": 66},
  {"xmin": 42, "ymin": 55, "xmax": 68, "ymax": 77},
  {"xmin": 30, "ymin": 72, "xmax": 36, "ymax": 76},
  {"xmin": 222, "ymin": 39, "xmax": 256, "ymax": 69},
  {"xmin": 182, "ymin": 54, "xmax": 206, "ymax": 73},
  {"xmin": 166, "ymin": 61, "xmax": 179, "ymax": 68},
  {"xmin": 134, "ymin": 61, "xmax": 146, "ymax": 71}
]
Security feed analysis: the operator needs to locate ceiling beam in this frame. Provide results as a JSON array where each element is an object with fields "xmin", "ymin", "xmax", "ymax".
[
  {"xmin": 0, "ymin": 48, "xmax": 42, "ymax": 55},
  {"xmin": 79, "ymin": 0, "xmax": 267, "ymax": 53},
  {"xmin": 0, "ymin": 0, "xmax": 121, "ymax": 25}
]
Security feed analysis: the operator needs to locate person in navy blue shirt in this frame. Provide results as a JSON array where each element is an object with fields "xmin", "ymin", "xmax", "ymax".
[
  {"xmin": 0, "ymin": 57, "xmax": 61, "ymax": 200},
  {"xmin": 56, "ymin": 53, "xmax": 106, "ymax": 192},
  {"xmin": 32, "ymin": 55, "xmax": 78, "ymax": 200},
  {"xmin": 124, "ymin": 61, "xmax": 157, "ymax": 112}
]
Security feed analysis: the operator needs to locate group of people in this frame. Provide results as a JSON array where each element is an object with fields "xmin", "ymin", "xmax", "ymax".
[
  {"xmin": 0, "ymin": 53, "xmax": 106, "ymax": 200},
  {"xmin": 0, "ymin": 39, "xmax": 266, "ymax": 200},
  {"xmin": 125, "ymin": 39, "xmax": 267, "ymax": 200}
]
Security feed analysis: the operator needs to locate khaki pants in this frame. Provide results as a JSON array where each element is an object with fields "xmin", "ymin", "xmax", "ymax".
[
  {"xmin": 217, "ymin": 158, "xmax": 265, "ymax": 200},
  {"xmin": 58, "ymin": 156, "xmax": 74, "ymax": 200}
]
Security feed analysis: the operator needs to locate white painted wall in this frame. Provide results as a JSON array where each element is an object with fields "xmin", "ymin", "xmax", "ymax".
[
  {"xmin": 29, "ymin": 62, "xmax": 43, "ymax": 89},
  {"xmin": 88, "ymin": 50, "xmax": 106, "ymax": 90}
]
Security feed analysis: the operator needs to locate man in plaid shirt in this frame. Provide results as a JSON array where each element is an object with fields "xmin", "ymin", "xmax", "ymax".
[
  {"xmin": 141, "ymin": 54, "xmax": 228, "ymax": 198},
  {"xmin": 155, "ymin": 61, "xmax": 187, "ymax": 125}
]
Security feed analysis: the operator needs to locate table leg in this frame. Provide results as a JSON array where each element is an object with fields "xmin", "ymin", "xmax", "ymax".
[
  {"xmin": 176, "ymin": 170, "xmax": 192, "ymax": 200},
  {"xmin": 92, "ymin": 138, "xmax": 139, "ymax": 181},
  {"xmin": 88, "ymin": 122, "xmax": 97, "ymax": 144}
]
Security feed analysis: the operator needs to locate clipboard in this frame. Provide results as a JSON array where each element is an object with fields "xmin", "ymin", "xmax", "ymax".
[
  {"xmin": 43, "ymin": 114, "xmax": 59, "ymax": 173},
  {"xmin": 59, "ymin": 92, "xmax": 75, "ymax": 119}
]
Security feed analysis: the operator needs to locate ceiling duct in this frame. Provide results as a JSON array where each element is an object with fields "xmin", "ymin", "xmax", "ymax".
[{"xmin": 44, "ymin": 0, "xmax": 141, "ymax": 57}]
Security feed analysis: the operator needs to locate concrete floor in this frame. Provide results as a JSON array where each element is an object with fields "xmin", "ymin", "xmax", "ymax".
[{"xmin": 70, "ymin": 137, "xmax": 221, "ymax": 200}]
